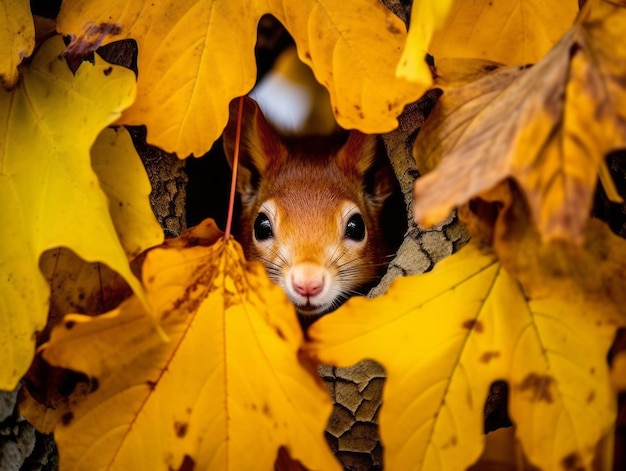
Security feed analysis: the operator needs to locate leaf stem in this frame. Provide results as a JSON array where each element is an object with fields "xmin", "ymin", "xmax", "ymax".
[{"xmin": 224, "ymin": 97, "xmax": 244, "ymax": 240}]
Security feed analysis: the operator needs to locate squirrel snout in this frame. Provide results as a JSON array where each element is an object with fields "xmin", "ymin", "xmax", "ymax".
[
  {"xmin": 289, "ymin": 264, "xmax": 327, "ymax": 299},
  {"xmin": 292, "ymin": 278, "xmax": 323, "ymax": 297}
]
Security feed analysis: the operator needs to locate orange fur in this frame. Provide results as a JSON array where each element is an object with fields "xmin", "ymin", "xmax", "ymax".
[{"xmin": 224, "ymin": 97, "xmax": 399, "ymax": 318}]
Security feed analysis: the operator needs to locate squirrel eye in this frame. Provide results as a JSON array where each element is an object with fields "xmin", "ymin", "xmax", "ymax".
[
  {"xmin": 345, "ymin": 214, "xmax": 365, "ymax": 241},
  {"xmin": 254, "ymin": 213, "xmax": 273, "ymax": 241}
]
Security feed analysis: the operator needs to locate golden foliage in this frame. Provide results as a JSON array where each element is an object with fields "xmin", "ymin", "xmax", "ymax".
[
  {"xmin": 413, "ymin": 0, "xmax": 626, "ymax": 243},
  {"xmin": 396, "ymin": 0, "xmax": 452, "ymax": 81},
  {"xmin": 0, "ymin": 0, "xmax": 34, "ymax": 88},
  {"xmin": 1, "ymin": 1, "xmax": 625, "ymax": 470},
  {"xmin": 429, "ymin": 0, "xmax": 578, "ymax": 65},
  {"xmin": 0, "ymin": 36, "xmax": 158, "ymax": 390},
  {"xmin": 41, "ymin": 222, "xmax": 339, "ymax": 471},
  {"xmin": 57, "ymin": 0, "xmax": 423, "ymax": 156},
  {"xmin": 309, "ymin": 209, "xmax": 625, "ymax": 470},
  {"xmin": 91, "ymin": 127, "xmax": 164, "ymax": 259}
]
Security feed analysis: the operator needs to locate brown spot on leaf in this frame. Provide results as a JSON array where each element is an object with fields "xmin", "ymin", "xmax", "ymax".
[
  {"xmin": 65, "ymin": 320, "xmax": 75, "ymax": 330},
  {"xmin": 561, "ymin": 452, "xmax": 584, "ymax": 470},
  {"xmin": 103, "ymin": 66, "xmax": 113, "ymax": 76},
  {"xmin": 89, "ymin": 23, "xmax": 122, "ymax": 37},
  {"xmin": 176, "ymin": 455, "xmax": 195, "ymax": 471},
  {"xmin": 358, "ymin": 111, "xmax": 365, "ymax": 119},
  {"xmin": 519, "ymin": 373, "xmax": 554, "ymax": 403},
  {"xmin": 262, "ymin": 403, "xmax": 271, "ymax": 417},
  {"xmin": 462, "ymin": 319, "xmax": 484, "ymax": 333},
  {"xmin": 442, "ymin": 435, "xmax": 458, "ymax": 449},
  {"xmin": 480, "ymin": 351, "xmax": 500, "ymax": 363},
  {"xmin": 569, "ymin": 42, "xmax": 582, "ymax": 58},
  {"xmin": 65, "ymin": 23, "xmax": 123, "ymax": 71},
  {"xmin": 61, "ymin": 411, "xmax": 74, "ymax": 426},
  {"xmin": 146, "ymin": 380, "xmax": 157, "ymax": 390},
  {"xmin": 174, "ymin": 421, "xmax": 188, "ymax": 438},
  {"xmin": 304, "ymin": 51, "xmax": 311, "ymax": 60},
  {"xmin": 587, "ymin": 391, "xmax": 595, "ymax": 403},
  {"xmin": 386, "ymin": 22, "xmax": 402, "ymax": 35},
  {"xmin": 56, "ymin": 370, "xmax": 85, "ymax": 397},
  {"xmin": 275, "ymin": 328, "xmax": 286, "ymax": 340}
]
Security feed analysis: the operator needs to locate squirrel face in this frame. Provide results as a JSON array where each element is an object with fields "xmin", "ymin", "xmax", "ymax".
[{"xmin": 224, "ymin": 97, "xmax": 400, "ymax": 318}]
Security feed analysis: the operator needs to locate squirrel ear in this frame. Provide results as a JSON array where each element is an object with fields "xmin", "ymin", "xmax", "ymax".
[
  {"xmin": 337, "ymin": 131, "xmax": 377, "ymax": 176},
  {"xmin": 223, "ymin": 96, "xmax": 286, "ymax": 204},
  {"xmin": 338, "ymin": 131, "xmax": 395, "ymax": 205}
]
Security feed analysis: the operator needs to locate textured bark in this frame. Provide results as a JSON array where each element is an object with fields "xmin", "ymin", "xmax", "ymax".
[
  {"xmin": 0, "ymin": 388, "xmax": 57, "ymax": 471},
  {"xmin": 127, "ymin": 127, "xmax": 188, "ymax": 238}
]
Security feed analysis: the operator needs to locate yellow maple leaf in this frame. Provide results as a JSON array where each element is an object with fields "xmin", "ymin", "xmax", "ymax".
[
  {"xmin": 57, "ymin": 0, "xmax": 422, "ymax": 156},
  {"xmin": 308, "ymin": 221, "xmax": 625, "ymax": 471},
  {"xmin": 610, "ymin": 350, "xmax": 626, "ymax": 392},
  {"xmin": 0, "ymin": 36, "xmax": 140, "ymax": 390},
  {"xmin": 0, "ymin": 0, "xmax": 34, "ymax": 88},
  {"xmin": 413, "ymin": 0, "xmax": 626, "ymax": 243},
  {"xmin": 396, "ymin": 0, "xmax": 452, "ymax": 81},
  {"xmin": 43, "ymin": 221, "xmax": 340, "ymax": 471},
  {"xmin": 429, "ymin": 0, "xmax": 578, "ymax": 66},
  {"xmin": 91, "ymin": 127, "xmax": 163, "ymax": 259},
  {"xmin": 34, "ymin": 127, "xmax": 161, "ymax": 340}
]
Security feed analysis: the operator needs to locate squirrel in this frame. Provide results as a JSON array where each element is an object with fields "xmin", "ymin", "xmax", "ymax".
[{"xmin": 223, "ymin": 96, "xmax": 404, "ymax": 319}]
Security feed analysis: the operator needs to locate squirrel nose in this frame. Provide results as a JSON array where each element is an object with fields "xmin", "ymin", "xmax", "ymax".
[
  {"xmin": 290, "ymin": 264, "xmax": 326, "ymax": 298},
  {"xmin": 293, "ymin": 279, "xmax": 323, "ymax": 297}
]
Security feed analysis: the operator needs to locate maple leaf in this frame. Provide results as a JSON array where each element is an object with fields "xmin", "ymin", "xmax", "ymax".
[
  {"xmin": 308, "ymin": 219, "xmax": 626, "ymax": 471},
  {"xmin": 396, "ymin": 0, "xmax": 452, "ymax": 81},
  {"xmin": 42, "ymin": 220, "xmax": 340, "ymax": 471},
  {"xmin": 0, "ymin": 0, "xmax": 34, "ymax": 88},
  {"xmin": 611, "ymin": 351, "xmax": 626, "ymax": 392},
  {"xmin": 0, "ymin": 36, "xmax": 141, "ymax": 390},
  {"xmin": 29, "ymin": 128, "xmax": 161, "ymax": 340},
  {"xmin": 91, "ymin": 127, "xmax": 164, "ymax": 259},
  {"xmin": 40, "ymin": 248, "xmax": 133, "ymax": 326},
  {"xmin": 413, "ymin": 0, "xmax": 626, "ymax": 243},
  {"xmin": 429, "ymin": 0, "xmax": 578, "ymax": 66},
  {"xmin": 56, "ymin": 0, "xmax": 424, "ymax": 157}
]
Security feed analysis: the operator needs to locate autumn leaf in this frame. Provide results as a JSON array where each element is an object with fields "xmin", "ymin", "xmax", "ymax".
[
  {"xmin": 42, "ymin": 221, "xmax": 340, "ymax": 471},
  {"xmin": 0, "ymin": 0, "xmax": 34, "ymax": 88},
  {"xmin": 308, "ymin": 221, "xmax": 625, "ymax": 471},
  {"xmin": 0, "ymin": 36, "xmax": 140, "ymax": 390},
  {"xmin": 32, "ymin": 128, "xmax": 160, "ymax": 340},
  {"xmin": 19, "ymin": 249, "xmax": 133, "ymax": 435},
  {"xmin": 396, "ymin": 0, "xmax": 451, "ymax": 82},
  {"xmin": 40, "ymin": 248, "xmax": 133, "ymax": 328},
  {"xmin": 429, "ymin": 0, "xmax": 578, "ymax": 66},
  {"xmin": 610, "ymin": 351, "xmax": 626, "ymax": 392},
  {"xmin": 91, "ymin": 127, "xmax": 163, "ymax": 259},
  {"xmin": 57, "ymin": 0, "xmax": 422, "ymax": 156},
  {"xmin": 413, "ymin": 0, "xmax": 626, "ymax": 243}
]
